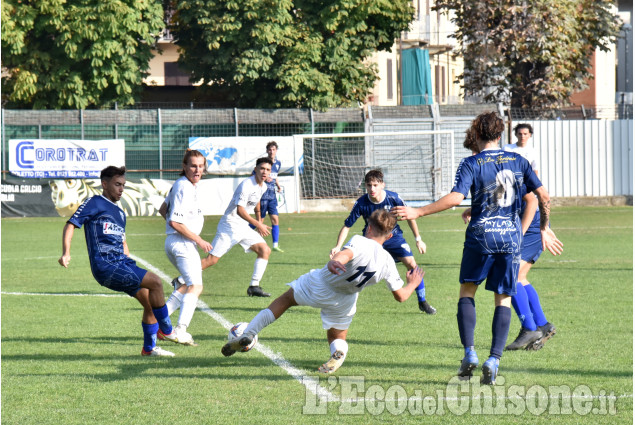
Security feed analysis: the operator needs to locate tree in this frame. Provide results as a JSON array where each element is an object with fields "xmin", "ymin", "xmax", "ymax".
[
  {"xmin": 433, "ymin": 0, "xmax": 622, "ymax": 109},
  {"xmin": 1, "ymin": 0, "xmax": 164, "ymax": 109},
  {"xmin": 170, "ymin": 0, "xmax": 413, "ymax": 110}
]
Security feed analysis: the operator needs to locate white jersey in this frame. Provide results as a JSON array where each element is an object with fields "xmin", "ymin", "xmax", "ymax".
[
  {"xmin": 503, "ymin": 143, "xmax": 539, "ymax": 172},
  {"xmin": 220, "ymin": 175, "xmax": 267, "ymax": 227},
  {"xmin": 308, "ymin": 235, "xmax": 404, "ymax": 295},
  {"xmin": 163, "ymin": 176, "xmax": 204, "ymax": 236}
]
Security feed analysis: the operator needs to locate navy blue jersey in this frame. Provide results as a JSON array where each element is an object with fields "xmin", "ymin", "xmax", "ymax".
[
  {"xmin": 452, "ymin": 149, "xmax": 542, "ymax": 254},
  {"xmin": 344, "ymin": 190, "xmax": 405, "ymax": 238},
  {"xmin": 261, "ymin": 159, "xmax": 281, "ymax": 201},
  {"xmin": 68, "ymin": 195, "xmax": 128, "ymax": 274}
]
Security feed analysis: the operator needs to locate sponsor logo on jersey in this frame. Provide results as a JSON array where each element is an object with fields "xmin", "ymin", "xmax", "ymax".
[{"xmin": 103, "ymin": 222, "xmax": 124, "ymax": 235}]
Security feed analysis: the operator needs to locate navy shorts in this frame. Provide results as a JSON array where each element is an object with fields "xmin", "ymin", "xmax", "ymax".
[
  {"xmin": 91, "ymin": 257, "xmax": 147, "ymax": 297},
  {"xmin": 260, "ymin": 198, "xmax": 279, "ymax": 218},
  {"xmin": 521, "ymin": 231, "xmax": 543, "ymax": 263},
  {"xmin": 381, "ymin": 234, "xmax": 413, "ymax": 262},
  {"xmin": 459, "ymin": 246, "xmax": 520, "ymax": 295}
]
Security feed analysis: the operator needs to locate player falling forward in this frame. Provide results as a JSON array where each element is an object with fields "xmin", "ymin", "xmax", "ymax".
[
  {"xmin": 221, "ymin": 209, "xmax": 424, "ymax": 374},
  {"xmin": 331, "ymin": 169, "xmax": 436, "ymax": 315},
  {"xmin": 59, "ymin": 166, "xmax": 178, "ymax": 357}
]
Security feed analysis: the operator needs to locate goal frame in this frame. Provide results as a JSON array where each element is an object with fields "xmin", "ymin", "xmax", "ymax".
[{"xmin": 290, "ymin": 130, "xmax": 456, "ymax": 212}]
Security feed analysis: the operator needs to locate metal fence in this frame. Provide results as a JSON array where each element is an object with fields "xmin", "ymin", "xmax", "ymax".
[{"xmin": 2, "ymin": 104, "xmax": 633, "ymax": 198}]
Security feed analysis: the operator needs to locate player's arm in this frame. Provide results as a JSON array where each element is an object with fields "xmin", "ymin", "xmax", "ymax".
[
  {"xmin": 391, "ymin": 266, "xmax": 425, "ymax": 302},
  {"xmin": 330, "ymin": 225, "xmax": 351, "ymax": 258},
  {"xmin": 520, "ymin": 193, "xmax": 538, "ymax": 235},
  {"xmin": 533, "ymin": 186, "xmax": 564, "ymax": 256},
  {"xmin": 392, "ymin": 192, "xmax": 465, "ymax": 220},
  {"xmin": 169, "ymin": 220, "xmax": 213, "ymax": 253},
  {"xmin": 327, "ymin": 248, "xmax": 354, "ymax": 275},
  {"xmin": 159, "ymin": 202, "xmax": 168, "ymax": 220},
  {"xmin": 123, "ymin": 239, "xmax": 130, "ymax": 256},
  {"xmin": 405, "ymin": 219, "xmax": 426, "ymax": 254},
  {"xmin": 237, "ymin": 205, "xmax": 271, "ymax": 237},
  {"xmin": 58, "ymin": 222, "xmax": 76, "ymax": 268},
  {"xmin": 254, "ymin": 202, "xmax": 263, "ymax": 224}
]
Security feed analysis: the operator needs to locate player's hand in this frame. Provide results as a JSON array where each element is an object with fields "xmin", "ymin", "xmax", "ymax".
[
  {"xmin": 462, "ymin": 208, "xmax": 472, "ymax": 224},
  {"xmin": 327, "ymin": 260, "xmax": 346, "ymax": 276},
  {"xmin": 256, "ymin": 222, "xmax": 271, "ymax": 237},
  {"xmin": 197, "ymin": 238, "xmax": 213, "ymax": 253},
  {"xmin": 541, "ymin": 228, "xmax": 564, "ymax": 256},
  {"xmin": 58, "ymin": 254, "xmax": 71, "ymax": 268},
  {"xmin": 406, "ymin": 266, "xmax": 424, "ymax": 284},
  {"xmin": 391, "ymin": 206, "xmax": 418, "ymax": 221},
  {"xmin": 329, "ymin": 247, "xmax": 340, "ymax": 259},
  {"xmin": 415, "ymin": 240, "xmax": 427, "ymax": 254}
]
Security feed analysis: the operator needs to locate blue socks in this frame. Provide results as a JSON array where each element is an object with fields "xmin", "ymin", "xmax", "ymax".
[
  {"xmin": 142, "ymin": 322, "xmax": 159, "ymax": 352},
  {"xmin": 525, "ymin": 284, "xmax": 548, "ymax": 327},
  {"xmin": 152, "ymin": 305, "xmax": 173, "ymax": 335},
  {"xmin": 272, "ymin": 224, "xmax": 280, "ymax": 244},
  {"xmin": 511, "ymin": 283, "xmax": 537, "ymax": 331},
  {"xmin": 457, "ymin": 297, "xmax": 476, "ymax": 348},
  {"xmin": 415, "ymin": 279, "xmax": 426, "ymax": 302},
  {"xmin": 490, "ymin": 306, "xmax": 512, "ymax": 359}
]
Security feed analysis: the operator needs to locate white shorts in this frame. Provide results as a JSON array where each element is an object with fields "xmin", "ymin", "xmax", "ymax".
[
  {"xmin": 289, "ymin": 272, "xmax": 358, "ymax": 330},
  {"xmin": 165, "ymin": 234, "xmax": 203, "ymax": 286},
  {"xmin": 210, "ymin": 220, "xmax": 265, "ymax": 257}
]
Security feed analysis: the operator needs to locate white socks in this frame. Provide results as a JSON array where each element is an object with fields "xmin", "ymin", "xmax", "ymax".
[
  {"xmin": 250, "ymin": 258, "xmax": 269, "ymax": 286},
  {"xmin": 330, "ymin": 339, "xmax": 348, "ymax": 359},
  {"xmin": 166, "ymin": 291, "xmax": 184, "ymax": 316},
  {"xmin": 244, "ymin": 308, "xmax": 276, "ymax": 338},
  {"xmin": 178, "ymin": 292, "xmax": 198, "ymax": 328}
]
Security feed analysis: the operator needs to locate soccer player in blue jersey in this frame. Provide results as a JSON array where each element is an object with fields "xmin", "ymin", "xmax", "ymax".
[
  {"xmin": 462, "ymin": 126, "xmax": 560, "ymax": 351},
  {"xmin": 59, "ymin": 166, "xmax": 179, "ymax": 357},
  {"xmin": 393, "ymin": 112, "xmax": 563, "ymax": 385},
  {"xmin": 259, "ymin": 141, "xmax": 284, "ymax": 252},
  {"xmin": 330, "ymin": 169, "xmax": 436, "ymax": 315}
]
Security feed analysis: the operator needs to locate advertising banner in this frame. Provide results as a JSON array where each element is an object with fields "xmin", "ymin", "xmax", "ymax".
[
  {"xmin": 8, "ymin": 139, "xmax": 125, "ymax": 178},
  {"xmin": 189, "ymin": 136, "xmax": 300, "ymax": 175}
]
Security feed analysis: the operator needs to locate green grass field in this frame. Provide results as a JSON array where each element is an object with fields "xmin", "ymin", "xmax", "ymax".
[{"xmin": 1, "ymin": 206, "xmax": 632, "ymax": 424}]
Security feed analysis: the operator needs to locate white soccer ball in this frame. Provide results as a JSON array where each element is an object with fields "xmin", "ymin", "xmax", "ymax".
[{"xmin": 228, "ymin": 322, "xmax": 258, "ymax": 352}]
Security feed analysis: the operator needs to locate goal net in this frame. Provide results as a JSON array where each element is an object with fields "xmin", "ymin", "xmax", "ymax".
[{"xmin": 291, "ymin": 130, "xmax": 457, "ymax": 207}]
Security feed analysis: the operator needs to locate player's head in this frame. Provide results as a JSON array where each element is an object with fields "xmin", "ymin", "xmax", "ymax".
[
  {"xmin": 473, "ymin": 111, "xmax": 505, "ymax": 143},
  {"xmin": 266, "ymin": 141, "xmax": 278, "ymax": 159},
  {"xmin": 367, "ymin": 209, "xmax": 396, "ymax": 238},
  {"xmin": 100, "ymin": 166, "xmax": 126, "ymax": 202},
  {"xmin": 463, "ymin": 126, "xmax": 479, "ymax": 154},
  {"xmin": 364, "ymin": 169, "xmax": 385, "ymax": 201},
  {"xmin": 180, "ymin": 149, "xmax": 207, "ymax": 183},
  {"xmin": 513, "ymin": 123, "xmax": 533, "ymax": 146},
  {"xmin": 254, "ymin": 157, "xmax": 273, "ymax": 183}
]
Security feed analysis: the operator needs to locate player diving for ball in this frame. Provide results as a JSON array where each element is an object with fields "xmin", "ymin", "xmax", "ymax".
[{"xmin": 221, "ymin": 209, "xmax": 424, "ymax": 374}]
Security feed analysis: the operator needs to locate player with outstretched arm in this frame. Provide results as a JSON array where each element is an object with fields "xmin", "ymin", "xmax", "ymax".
[
  {"xmin": 392, "ymin": 112, "xmax": 563, "ymax": 385},
  {"xmin": 221, "ymin": 209, "xmax": 424, "ymax": 374},
  {"xmin": 330, "ymin": 169, "xmax": 436, "ymax": 315}
]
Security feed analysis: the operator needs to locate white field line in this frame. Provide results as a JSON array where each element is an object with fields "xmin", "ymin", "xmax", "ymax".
[
  {"xmin": 128, "ymin": 254, "xmax": 338, "ymax": 403},
  {"xmin": 4, "ymin": 255, "xmax": 632, "ymax": 404}
]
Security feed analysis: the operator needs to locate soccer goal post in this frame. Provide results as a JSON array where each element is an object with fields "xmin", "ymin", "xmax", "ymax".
[{"xmin": 290, "ymin": 130, "xmax": 457, "ymax": 212}]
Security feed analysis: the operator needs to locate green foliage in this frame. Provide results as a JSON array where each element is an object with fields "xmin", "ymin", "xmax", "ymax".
[
  {"xmin": 434, "ymin": 0, "xmax": 622, "ymax": 108},
  {"xmin": 1, "ymin": 0, "xmax": 165, "ymax": 109},
  {"xmin": 170, "ymin": 0, "xmax": 413, "ymax": 110}
]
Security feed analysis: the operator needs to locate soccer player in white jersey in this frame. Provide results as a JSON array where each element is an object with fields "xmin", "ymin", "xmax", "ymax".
[
  {"xmin": 59, "ymin": 166, "xmax": 178, "ymax": 357},
  {"xmin": 393, "ymin": 112, "xmax": 563, "ymax": 385},
  {"xmin": 158, "ymin": 149, "xmax": 212, "ymax": 346},
  {"xmin": 503, "ymin": 123, "xmax": 539, "ymax": 175},
  {"xmin": 221, "ymin": 209, "xmax": 424, "ymax": 374}
]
